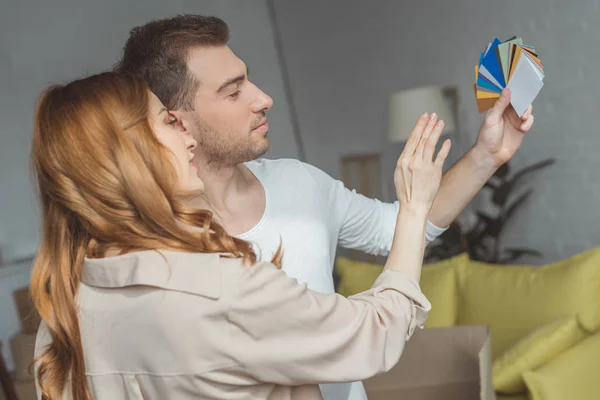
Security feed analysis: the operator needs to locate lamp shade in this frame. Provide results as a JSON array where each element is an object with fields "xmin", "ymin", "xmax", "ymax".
[{"xmin": 388, "ymin": 85, "xmax": 456, "ymax": 143}]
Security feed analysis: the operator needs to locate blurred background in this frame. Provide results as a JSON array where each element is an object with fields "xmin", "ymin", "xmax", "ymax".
[{"xmin": 1, "ymin": 1, "xmax": 599, "ymax": 399}]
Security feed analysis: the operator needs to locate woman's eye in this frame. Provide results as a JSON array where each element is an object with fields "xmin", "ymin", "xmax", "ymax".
[{"xmin": 167, "ymin": 116, "xmax": 177, "ymax": 125}]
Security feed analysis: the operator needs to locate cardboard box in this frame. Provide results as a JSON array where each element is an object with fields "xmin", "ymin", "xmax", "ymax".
[
  {"xmin": 9, "ymin": 333, "xmax": 36, "ymax": 383},
  {"xmin": 12, "ymin": 287, "xmax": 41, "ymax": 335},
  {"xmin": 364, "ymin": 326, "xmax": 496, "ymax": 400}
]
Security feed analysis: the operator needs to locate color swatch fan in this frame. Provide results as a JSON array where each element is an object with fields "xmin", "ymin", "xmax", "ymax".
[{"xmin": 474, "ymin": 36, "xmax": 544, "ymax": 116}]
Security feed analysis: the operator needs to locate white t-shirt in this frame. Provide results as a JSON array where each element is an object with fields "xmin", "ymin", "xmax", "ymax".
[{"xmin": 239, "ymin": 158, "xmax": 446, "ymax": 400}]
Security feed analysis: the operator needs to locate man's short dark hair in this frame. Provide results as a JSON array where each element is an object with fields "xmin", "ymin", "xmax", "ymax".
[{"xmin": 116, "ymin": 15, "xmax": 229, "ymax": 110}]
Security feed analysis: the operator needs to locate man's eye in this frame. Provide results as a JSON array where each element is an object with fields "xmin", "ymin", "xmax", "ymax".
[{"xmin": 230, "ymin": 90, "xmax": 240, "ymax": 99}]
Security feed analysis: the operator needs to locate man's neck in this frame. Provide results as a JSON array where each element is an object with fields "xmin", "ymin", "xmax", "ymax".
[
  {"xmin": 193, "ymin": 158, "xmax": 255, "ymax": 213},
  {"xmin": 190, "ymin": 157, "xmax": 265, "ymax": 236}
]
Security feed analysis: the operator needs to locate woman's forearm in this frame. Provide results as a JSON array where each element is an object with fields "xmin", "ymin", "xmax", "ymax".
[{"xmin": 383, "ymin": 210, "xmax": 428, "ymax": 283}]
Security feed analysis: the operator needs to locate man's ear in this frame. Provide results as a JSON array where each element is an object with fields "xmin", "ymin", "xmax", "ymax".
[{"xmin": 170, "ymin": 110, "xmax": 191, "ymax": 133}]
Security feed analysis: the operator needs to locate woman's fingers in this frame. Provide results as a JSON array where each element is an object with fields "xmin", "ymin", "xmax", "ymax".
[
  {"xmin": 401, "ymin": 113, "xmax": 429, "ymax": 158},
  {"xmin": 423, "ymin": 119, "xmax": 445, "ymax": 161},
  {"xmin": 434, "ymin": 139, "xmax": 452, "ymax": 168},
  {"xmin": 415, "ymin": 113, "xmax": 438, "ymax": 160}
]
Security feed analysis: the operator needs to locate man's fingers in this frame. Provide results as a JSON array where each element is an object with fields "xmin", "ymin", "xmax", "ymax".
[
  {"xmin": 521, "ymin": 105, "xmax": 533, "ymax": 121},
  {"xmin": 521, "ymin": 114, "xmax": 534, "ymax": 132},
  {"xmin": 486, "ymin": 88, "xmax": 511, "ymax": 122}
]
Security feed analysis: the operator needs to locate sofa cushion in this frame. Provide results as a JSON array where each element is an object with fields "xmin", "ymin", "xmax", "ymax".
[
  {"xmin": 497, "ymin": 395, "xmax": 530, "ymax": 400},
  {"xmin": 336, "ymin": 257, "xmax": 376, "ymax": 297},
  {"xmin": 523, "ymin": 332, "xmax": 600, "ymax": 400},
  {"xmin": 417, "ymin": 254, "xmax": 465, "ymax": 327},
  {"xmin": 456, "ymin": 246, "xmax": 600, "ymax": 359},
  {"xmin": 492, "ymin": 317, "xmax": 587, "ymax": 394},
  {"xmin": 335, "ymin": 253, "xmax": 466, "ymax": 328}
]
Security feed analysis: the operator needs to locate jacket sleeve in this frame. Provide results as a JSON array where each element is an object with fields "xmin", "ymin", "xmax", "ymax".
[{"xmin": 227, "ymin": 262, "xmax": 431, "ymax": 385}]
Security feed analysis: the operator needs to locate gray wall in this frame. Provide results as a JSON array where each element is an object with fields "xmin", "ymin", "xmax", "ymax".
[
  {"xmin": 0, "ymin": 0, "xmax": 297, "ymax": 371},
  {"xmin": 272, "ymin": 0, "xmax": 600, "ymax": 264},
  {"xmin": 0, "ymin": 0, "xmax": 299, "ymax": 264}
]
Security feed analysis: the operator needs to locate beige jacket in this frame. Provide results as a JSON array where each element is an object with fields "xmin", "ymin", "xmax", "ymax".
[{"xmin": 34, "ymin": 250, "xmax": 430, "ymax": 400}]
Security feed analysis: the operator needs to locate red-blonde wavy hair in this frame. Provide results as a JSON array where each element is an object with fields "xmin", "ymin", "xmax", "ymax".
[{"xmin": 30, "ymin": 71, "xmax": 281, "ymax": 399}]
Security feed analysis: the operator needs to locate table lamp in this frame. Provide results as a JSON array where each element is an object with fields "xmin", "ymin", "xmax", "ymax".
[{"xmin": 388, "ymin": 85, "xmax": 456, "ymax": 143}]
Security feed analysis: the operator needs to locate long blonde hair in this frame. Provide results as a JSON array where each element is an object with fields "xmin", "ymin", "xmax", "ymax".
[{"xmin": 30, "ymin": 71, "xmax": 280, "ymax": 399}]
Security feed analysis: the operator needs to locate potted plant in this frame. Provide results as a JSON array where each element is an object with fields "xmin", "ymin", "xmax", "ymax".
[{"xmin": 425, "ymin": 158, "xmax": 556, "ymax": 264}]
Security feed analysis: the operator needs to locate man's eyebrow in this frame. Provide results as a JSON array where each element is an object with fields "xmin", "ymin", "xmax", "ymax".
[{"xmin": 216, "ymin": 66, "xmax": 249, "ymax": 94}]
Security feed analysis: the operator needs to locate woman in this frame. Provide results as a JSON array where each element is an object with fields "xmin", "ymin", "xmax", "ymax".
[{"xmin": 31, "ymin": 71, "xmax": 450, "ymax": 400}]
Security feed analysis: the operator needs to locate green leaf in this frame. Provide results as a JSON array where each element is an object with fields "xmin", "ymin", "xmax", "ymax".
[
  {"xmin": 503, "ymin": 190, "xmax": 533, "ymax": 220},
  {"xmin": 498, "ymin": 248, "xmax": 543, "ymax": 263}
]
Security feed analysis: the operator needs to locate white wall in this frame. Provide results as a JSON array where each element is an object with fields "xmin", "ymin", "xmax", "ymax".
[
  {"xmin": 0, "ymin": 0, "xmax": 297, "ymax": 371},
  {"xmin": 272, "ymin": 0, "xmax": 600, "ymax": 265},
  {"xmin": 0, "ymin": 260, "xmax": 33, "ymax": 373}
]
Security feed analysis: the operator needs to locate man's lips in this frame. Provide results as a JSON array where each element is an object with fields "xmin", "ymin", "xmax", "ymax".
[{"xmin": 253, "ymin": 119, "xmax": 268, "ymax": 132}]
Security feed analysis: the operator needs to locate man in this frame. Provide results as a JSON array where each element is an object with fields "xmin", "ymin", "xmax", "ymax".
[{"xmin": 117, "ymin": 15, "xmax": 534, "ymax": 400}]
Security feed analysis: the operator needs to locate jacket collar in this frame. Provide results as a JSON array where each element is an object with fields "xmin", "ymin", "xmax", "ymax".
[{"xmin": 81, "ymin": 250, "xmax": 225, "ymax": 299}]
